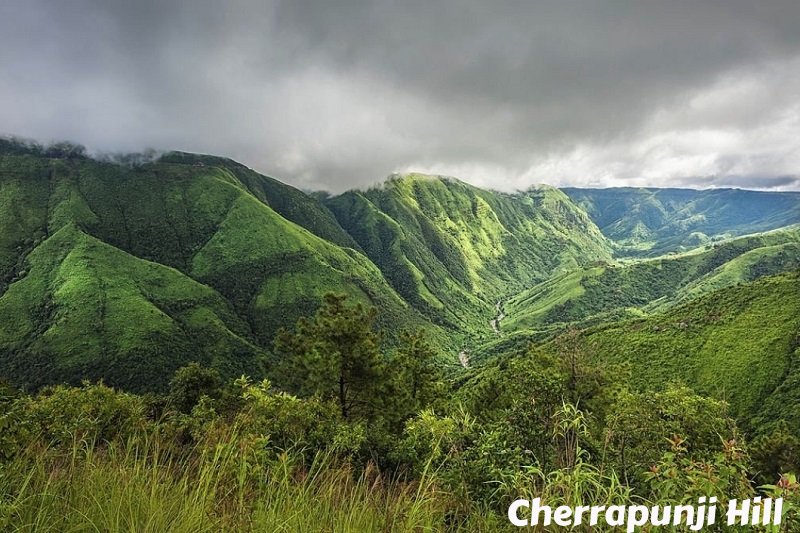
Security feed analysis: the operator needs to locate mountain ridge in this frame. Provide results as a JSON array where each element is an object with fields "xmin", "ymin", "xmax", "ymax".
[
  {"xmin": 1, "ymin": 139, "xmax": 799, "ymax": 395},
  {"xmin": 563, "ymin": 186, "xmax": 800, "ymax": 256}
]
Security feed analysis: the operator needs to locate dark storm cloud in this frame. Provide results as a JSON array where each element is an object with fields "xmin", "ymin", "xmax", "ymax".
[{"xmin": 2, "ymin": 0, "xmax": 800, "ymax": 191}]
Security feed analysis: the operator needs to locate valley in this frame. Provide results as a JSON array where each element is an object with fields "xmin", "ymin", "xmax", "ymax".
[{"xmin": 1, "ymin": 138, "xmax": 799, "ymax": 436}]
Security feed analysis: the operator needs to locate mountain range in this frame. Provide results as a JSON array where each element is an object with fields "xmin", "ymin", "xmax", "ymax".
[{"xmin": 1, "ymin": 138, "xmax": 799, "ymax": 409}]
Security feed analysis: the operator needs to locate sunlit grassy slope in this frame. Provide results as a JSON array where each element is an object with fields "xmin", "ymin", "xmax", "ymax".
[
  {"xmin": 0, "ymin": 223, "xmax": 263, "ymax": 391},
  {"xmin": 555, "ymin": 270, "xmax": 800, "ymax": 425},
  {"xmin": 564, "ymin": 187, "xmax": 800, "ymax": 256},
  {"xmin": 504, "ymin": 227, "xmax": 800, "ymax": 331},
  {"xmin": 325, "ymin": 175, "xmax": 612, "ymax": 333}
]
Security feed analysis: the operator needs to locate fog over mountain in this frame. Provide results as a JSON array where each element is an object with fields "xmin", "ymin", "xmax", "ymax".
[{"xmin": 2, "ymin": 0, "xmax": 800, "ymax": 192}]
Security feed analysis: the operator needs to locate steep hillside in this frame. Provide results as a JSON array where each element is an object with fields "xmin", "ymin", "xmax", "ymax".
[
  {"xmin": 158, "ymin": 152, "xmax": 360, "ymax": 251},
  {"xmin": 563, "ymin": 187, "xmax": 800, "ymax": 256},
  {"xmin": 573, "ymin": 270, "xmax": 800, "ymax": 427},
  {"xmin": 325, "ymin": 175, "xmax": 612, "ymax": 333},
  {"xmin": 0, "ymin": 224, "xmax": 263, "ymax": 392},
  {"xmin": 504, "ymin": 228, "xmax": 800, "ymax": 331},
  {"xmin": 0, "ymin": 146, "xmax": 433, "ymax": 390}
]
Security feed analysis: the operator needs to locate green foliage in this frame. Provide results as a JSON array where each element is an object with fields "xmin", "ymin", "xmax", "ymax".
[
  {"xmin": 506, "ymin": 408, "xmax": 634, "ymax": 512},
  {"xmin": 396, "ymin": 400, "xmax": 635, "ymax": 518},
  {"xmin": 390, "ymin": 330, "xmax": 446, "ymax": 415},
  {"xmin": 0, "ymin": 427, "xmax": 457, "ymax": 532},
  {"xmin": 0, "ymin": 324, "xmax": 793, "ymax": 531},
  {"xmin": 2, "ymin": 382, "xmax": 148, "ymax": 451},
  {"xmin": 222, "ymin": 377, "xmax": 355, "ymax": 458},
  {"xmin": 760, "ymin": 473, "xmax": 800, "ymax": 532},
  {"xmin": 274, "ymin": 293, "xmax": 385, "ymax": 420},
  {"xmin": 168, "ymin": 362, "xmax": 223, "ymax": 413},
  {"xmin": 644, "ymin": 435, "xmax": 753, "ymax": 504},
  {"xmin": 604, "ymin": 386, "xmax": 739, "ymax": 487},
  {"xmin": 750, "ymin": 422, "xmax": 800, "ymax": 486}
]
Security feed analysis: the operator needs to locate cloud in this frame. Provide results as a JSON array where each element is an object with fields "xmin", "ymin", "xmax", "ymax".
[
  {"xmin": 1, "ymin": 0, "xmax": 800, "ymax": 191},
  {"xmin": 672, "ymin": 174, "xmax": 800, "ymax": 190}
]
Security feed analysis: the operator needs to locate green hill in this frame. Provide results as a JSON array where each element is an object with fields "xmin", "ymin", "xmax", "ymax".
[
  {"xmin": 567, "ymin": 270, "xmax": 800, "ymax": 429},
  {"xmin": 157, "ymin": 151, "xmax": 361, "ymax": 251},
  {"xmin": 484, "ymin": 270, "xmax": 800, "ymax": 433},
  {"xmin": 0, "ymin": 223, "xmax": 263, "ymax": 392},
  {"xmin": 563, "ymin": 187, "xmax": 800, "ymax": 256},
  {"xmin": 0, "ymin": 145, "xmax": 432, "ymax": 390},
  {"xmin": 504, "ymin": 227, "xmax": 800, "ymax": 331},
  {"xmin": 325, "ymin": 175, "xmax": 612, "ymax": 334}
]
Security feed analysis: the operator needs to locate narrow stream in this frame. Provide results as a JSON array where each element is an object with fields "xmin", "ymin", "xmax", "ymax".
[{"xmin": 489, "ymin": 300, "xmax": 506, "ymax": 334}]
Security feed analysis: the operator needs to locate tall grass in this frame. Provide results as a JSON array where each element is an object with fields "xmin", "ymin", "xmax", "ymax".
[{"xmin": 0, "ymin": 431, "xmax": 505, "ymax": 532}]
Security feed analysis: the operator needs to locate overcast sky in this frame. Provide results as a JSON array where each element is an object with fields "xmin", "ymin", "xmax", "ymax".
[{"xmin": 2, "ymin": 1, "xmax": 800, "ymax": 192}]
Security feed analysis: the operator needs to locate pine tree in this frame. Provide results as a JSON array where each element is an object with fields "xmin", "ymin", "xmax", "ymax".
[
  {"xmin": 393, "ymin": 330, "xmax": 443, "ymax": 413},
  {"xmin": 274, "ymin": 293, "xmax": 384, "ymax": 420}
]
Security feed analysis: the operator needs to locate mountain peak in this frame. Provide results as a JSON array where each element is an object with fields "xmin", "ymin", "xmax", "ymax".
[{"xmin": 384, "ymin": 172, "xmax": 466, "ymax": 187}]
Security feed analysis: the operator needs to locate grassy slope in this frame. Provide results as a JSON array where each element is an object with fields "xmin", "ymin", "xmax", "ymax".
[
  {"xmin": 0, "ymin": 223, "xmax": 263, "ymax": 392},
  {"xmin": 568, "ymin": 271, "xmax": 800, "ymax": 426},
  {"xmin": 325, "ymin": 175, "xmax": 612, "ymax": 334},
  {"xmin": 563, "ymin": 187, "xmax": 800, "ymax": 256},
  {"xmin": 158, "ymin": 152, "xmax": 360, "ymax": 250},
  {"xmin": 0, "ymin": 151, "xmax": 434, "ymax": 390},
  {"xmin": 504, "ymin": 228, "xmax": 800, "ymax": 331}
]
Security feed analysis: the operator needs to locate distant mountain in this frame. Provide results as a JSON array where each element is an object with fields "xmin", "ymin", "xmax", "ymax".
[
  {"xmin": 563, "ymin": 187, "xmax": 800, "ymax": 256},
  {"xmin": 325, "ymin": 175, "xmax": 612, "ymax": 334}
]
